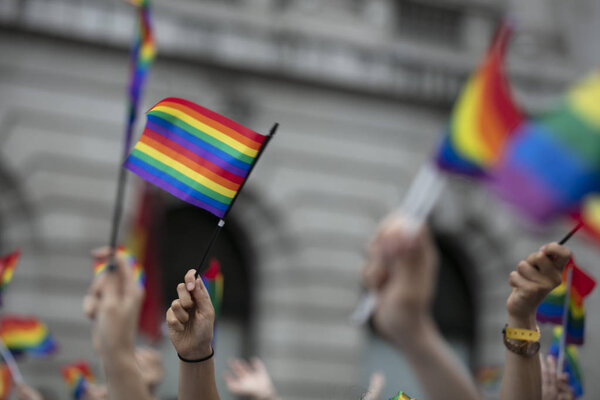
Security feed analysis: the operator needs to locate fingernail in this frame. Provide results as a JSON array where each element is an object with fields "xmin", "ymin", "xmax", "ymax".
[{"xmin": 186, "ymin": 282, "xmax": 195, "ymax": 291}]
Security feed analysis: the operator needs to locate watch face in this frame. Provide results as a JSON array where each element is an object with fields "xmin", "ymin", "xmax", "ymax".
[{"xmin": 525, "ymin": 341, "xmax": 541, "ymax": 357}]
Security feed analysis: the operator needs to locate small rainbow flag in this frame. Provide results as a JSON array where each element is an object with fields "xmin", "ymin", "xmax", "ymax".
[
  {"xmin": 575, "ymin": 195, "xmax": 600, "ymax": 243},
  {"xmin": 202, "ymin": 259, "xmax": 224, "ymax": 319},
  {"xmin": 62, "ymin": 361, "xmax": 95, "ymax": 400},
  {"xmin": 0, "ymin": 250, "xmax": 19, "ymax": 304},
  {"xmin": 0, "ymin": 315, "xmax": 57, "ymax": 357},
  {"xmin": 124, "ymin": 97, "xmax": 267, "ymax": 218},
  {"xmin": 94, "ymin": 246, "xmax": 145, "ymax": 287},
  {"xmin": 389, "ymin": 392, "xmax": 416, "ymax": 400},
  {"xmin": 537, "ymin": 259, "xmax": 596, "ymax": 344},
  {"xmin": 549, "ymin": 327, "xmax": 583, "ymax": 397},
  {"xmin": 0, "ymin": 364, "xmax": 12, "ymax": 400},
  {"xmin": 492, "ymin": 71, "xmax": 600, "ymax": 221},
  {"xmin": 435, "ymin": 23, "xmax": 523, "ymax": 177}
]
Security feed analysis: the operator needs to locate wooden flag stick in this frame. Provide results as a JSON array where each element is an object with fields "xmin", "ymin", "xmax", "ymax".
[
  {"xmin": 0, "ymin": 337, "xmax": 23, "ymax": 384},
  {"xmin": 194, "ymin": 122, "xmax": 279, "ymax": 277}
]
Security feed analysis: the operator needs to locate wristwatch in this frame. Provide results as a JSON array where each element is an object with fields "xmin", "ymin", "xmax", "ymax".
[{"xmin": 502, "ymin": 324, "xmax": 541, "ymax": 358}]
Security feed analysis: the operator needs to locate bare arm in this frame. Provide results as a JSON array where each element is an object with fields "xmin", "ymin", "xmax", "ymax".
[
  {"xmin": 500, "ymin": 243, "xmax": 571, "ymax": 400},
  {"xmin": 367, "ymin": 216, "xmax": 480, "ymax": 400},
  {"xmin": 167, "ymin": 269, "xmax": 220, "ymax": 400}
]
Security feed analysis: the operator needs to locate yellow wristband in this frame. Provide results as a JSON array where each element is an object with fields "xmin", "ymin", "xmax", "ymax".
[{"xmin": 504, "ymin": 325, "xmax": 540, "ymax": 342}]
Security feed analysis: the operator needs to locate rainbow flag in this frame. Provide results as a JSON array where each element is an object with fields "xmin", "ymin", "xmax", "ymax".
[
  {"xmin": 124, "ymin": 97, "xmax": 267, "ymax": 218},
  {"xmin": 0, "ymin": 250, "xmax": 19, "ymax": 304},
  {"xmin": 123, "ymin": 0, "xmax": 156, "ymax": 156},
  {"xmin": 475, "ymin": 365, "xmax": 502, "ymax": 391},
  {"xmin": 389, "ymin": 392, "xmax": 416, "ymax": 400},
  {"xmin": 202, "ymin": 259, "xmax": 224, "ymax": 319},
  {"xmin": 94, "ymin": 246, "xmax": 146, "ymax": 287},
  {"xmin": 435, "ymin": 23, "xmax": 523, "ymax": 177},
  {"xmin": 0, "ymin": 315, "xmax": 57, "ymax": 357},
  {"xmin": 549, "ymin": 327, "xmax": 583, "ymax": 397},
  {"xmin": 0, "ymin": 364, "xmax": 12, "ymax": 400},
  {"xmin": 492, "ymin": 71, "xmax": 600, "ymax": 221},
  {"xmin": 575, "ymin": 195, "xmax": 600, "ymax": 243},
  {"xmin": 537, "ymin": 259, "xmax": 596, "ymax": 344},
  {"xmin": 62, "ymin": 361, "xmax": 95, "ymax": 400}
]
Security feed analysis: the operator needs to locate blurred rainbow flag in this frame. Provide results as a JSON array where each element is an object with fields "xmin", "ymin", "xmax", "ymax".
[
  {"xmin": 537, "ymin": 259, "xmax": 596, "ymax": 344},
  {"xmin": 475, "ymin": 365, "xmax": 502, "ymax": 391},
  {"xmin": 202, "ymin": 259, "xmax": 224, "ymax": 319},
  {"xmin": 435, "ymin": 22, "xmax": 523, "ymax": 177},
  {"xmin": 124, "ymin": 97, "xmax": 267, "ymax": 218},
  {"xmin": 0, "ymin": 315, "xmax": 57, "ymax": 357},
  {"xmin": 575, "ymin": 195, "xmax": 600, "ymax": 243},
  {"xmin": 389, "ymin": 392, "xmax": 416, "ymax": 400},
  {"xmin": 0, "ymin": 250, "xmax": 19, "ymax": 305},
  {"xmin": 492, "ymin": 71, "xmax": 600, "ymax": 221},
  {"xmin": 123, "ymin": 0, "xmax": 156, "ymax": 156},
  {"xmin": 62, "ymin": 361, "xmax": 95, "ymax": 400},
  {"xmin": 549, "ymin": 327, "xmax": 583, "ymax": 397},
  {"xmin": 0, "ymin": 364, "xmax": 12, "ymax": 400},
  {"xmin": 94, "ymin": 246, "xmax": 146, "ymax": 288}
]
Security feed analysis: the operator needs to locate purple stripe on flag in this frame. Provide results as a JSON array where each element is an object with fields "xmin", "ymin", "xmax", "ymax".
[
  {"xmin": 125, "ymin": 160, "xmax": 226, "ymax": 218},
  {"xmin": 146, "ymin": 120, "xmax": 249, "ymax": 178}
]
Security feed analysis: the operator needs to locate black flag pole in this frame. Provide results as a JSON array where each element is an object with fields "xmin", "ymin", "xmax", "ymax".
[
  {"xmin": 195, "ymin": 122, "xmax": 279, "ymax": 277},
  {"xmin": 558, "ymin": 222, "xmax": 583, "ymax": 245}
]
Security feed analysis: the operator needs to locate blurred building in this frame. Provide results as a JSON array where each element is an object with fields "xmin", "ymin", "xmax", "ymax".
[{"xmin": 0, "ymin": 0, "xmax": 599, "ymax": 399}]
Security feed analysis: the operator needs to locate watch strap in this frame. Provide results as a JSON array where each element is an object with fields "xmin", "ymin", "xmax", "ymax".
[{"xmin": 504, "ymin": 325, "xmax": 540, "ymax": 342}]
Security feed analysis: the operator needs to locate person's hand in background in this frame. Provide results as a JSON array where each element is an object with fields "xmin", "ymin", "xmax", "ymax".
[
  {"xmin": 540, "ymin": 354, "xmax": 574, "ymax": 400},
  {"xmin": 223, "ymin": 358, "xmax": 278, "ymax": 400},
  {"xmin": 362, "ymin": 371, "xmax": 386, "ymax": 400},
  {"xmin": 16, "ymin": 384, "xmax": 44, "ymax": 400},
  {"xmin": 135, "ymin": 347, "xmax": 164, "ymax": 392}
]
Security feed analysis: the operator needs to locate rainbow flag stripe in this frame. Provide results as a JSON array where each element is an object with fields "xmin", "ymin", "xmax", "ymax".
[
  {"xmin": 537, "ymin": 260, "xmax": 596, "ymax": 345},
  {"xmin": 492, "ymin": 71, "xmax": 600, "ymax": 221},
  {"xmin": 0, "ymin": 364, "xmax": 12, "ymax": 400},
  {"xmin": 0, "ymin": 315, "xmax": 57, "ymax": 357},
  {"xmin": 93, "ymin": 246, "xmax": 145, "ymax": 287},
  {"xmin": 124, "ymin": 97, "xmax": 267, "ymax": 218},
  {"xmin": 203, "ymin": 259, "xmax": 224, "ymax": 320},
  {"xmin": 62, "ymin": 361, "xmax": 95, "ymax": 400},
  {"xmin": 389, "ymin": 392, "xmax": 416, "ymax": 400},
  {"xmin": 123, "ymin": 0, "xmax": 156, "ymax": 156},
  {"xmin": 435, "ymin": 23, "xmax": 522, "ymax": 177},
  {"xmin": 0, "ymin": 249, "xmax": 19, "ymax": 303},
  {"xmin": 576, "ymin": 195, "xmax": 600, "ymax": 242},
  {"xmin": 550, "ymin": 327, "xmax": 583, "ymax": 397}
]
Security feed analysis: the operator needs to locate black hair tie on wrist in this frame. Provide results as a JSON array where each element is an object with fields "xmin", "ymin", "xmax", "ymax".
[{"xmin": 177, "ymin": 347, "xmax": 214, "ymax": 363}]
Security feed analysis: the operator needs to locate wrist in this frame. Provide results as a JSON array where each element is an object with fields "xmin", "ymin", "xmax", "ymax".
[
  {"xmin": 389, "ymin": 313, "xmax": 436, "ymax": 349},
  {"xmin": 507, "ymin": 313, "xmax": 537, "ymax": 330},
  {"xmin": 178, "ymin": 343, "xmax": 213, "ymax": 361}
]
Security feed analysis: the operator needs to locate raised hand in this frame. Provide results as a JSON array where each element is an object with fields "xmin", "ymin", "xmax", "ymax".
[
  {"xmin": 363, "ymin": 371, "xmax": 386, "ymax": 400},
  {"xmin": 364, "ymin": 215, "xmax": 438, "ymax": 345},
  {"xmin": 166, "ymin": 269, "xmax": 215, "ymax": 360},
  {"xmin": 540, "ymin": 354, "xmax": 574, "ymax": 400},
  {"xmin": 223, "ymin": 358, "xmax": 278, "ymax": 400},
  {"xmin": 507, "ymin": 243, "xmax": 571, "ymax": 324}
]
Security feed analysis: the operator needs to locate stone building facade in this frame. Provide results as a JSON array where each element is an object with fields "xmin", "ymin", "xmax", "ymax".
[{"xmin": 0, "ymin": 0, "xmax": 599, "ymax": 399}]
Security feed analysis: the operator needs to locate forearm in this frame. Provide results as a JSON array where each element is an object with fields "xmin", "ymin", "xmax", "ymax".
[
  {"xmin": 178, "ymin": 352, "xmax": 219, "ymax": 400},
  {"xmin": 500, "ymin": 315, "xmax": 541, "ymax": 400},
  {"xmin": 102, "ymin": 350, "xmax": 154, "ymax": 400},
  {"xmin": 394, "ymin": 315, "xmax": 480, "ymax": 400}
]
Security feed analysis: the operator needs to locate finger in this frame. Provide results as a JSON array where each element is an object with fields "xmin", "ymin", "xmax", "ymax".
[
  {"xmin": 184, "ymin": 269, "xmax": 197, "ymax": 292},
  {"xmin": 527, "ymin": 251, "xmax": 555, "ymax": 276},
  {"xmin": 250, "ymin": 357, "xmax": 267, "ymax": 373},
  {"xmin": 508, "ymin": 271, "xmax": 536, "ymax": 291},
  {"xmin": 516, "ymin": 261, "xmax": 541, "ymax": 283},
  {"xmin": 229, "ymin": 359, "xmax": 250, "ymax": 377},
  {"xmin": 176, "ymin": 283, "xmax": 194, "ymax": 310},
  {"xmin": 541, "ymin": 243, "xmax": 572, "ymax": 269},
  {"xmin": 191, "ymin": 276, "xmax": 210, "ymax": 307},
  {"xmin": 91, "ymin": 246, "xmax": 112, "ymax": 260},
  {"xmin": 166, "ymin": 308, "xmax": 184, "ymax": 331},
  {"xmin": 170, "ymin": 300, "xmax": 190, "ymax": 323}
]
